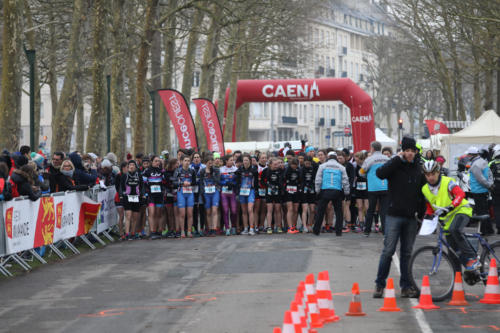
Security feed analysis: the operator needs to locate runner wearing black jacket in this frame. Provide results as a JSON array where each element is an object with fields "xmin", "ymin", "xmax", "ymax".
[
  {"xmin": 261, "ymin": 158, "xmax": 284, "ymax": 233},
  {"xmin": 300, "ymin": 156, "xmax": 317, "ymax": 233}
]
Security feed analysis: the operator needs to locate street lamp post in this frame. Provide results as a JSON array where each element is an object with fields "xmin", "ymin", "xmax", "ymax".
[
  {"xmin": 398, "ymin": 118, "xmax": 403, "ymax": 145},
  {"xmin": 106, "ymin": 75, "xmax": 111, "ymax": 153}
]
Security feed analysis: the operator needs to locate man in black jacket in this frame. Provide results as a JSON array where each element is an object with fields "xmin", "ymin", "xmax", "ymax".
[{"xmin": 373, "ymin": 136, "xmax": 426, "ymax": 299}]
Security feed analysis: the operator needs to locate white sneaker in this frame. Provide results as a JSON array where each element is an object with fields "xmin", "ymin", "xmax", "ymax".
[
  {"xmin": 241, "ymin": 228, "xmax": 249, "ymax": 235},
  {"xmin": 249, "ymin": 228, "xmax": 256, "ymax": 235},
  {"xmin": 303, "ymin": 226, "xmax": 309, "ymax": 233}
]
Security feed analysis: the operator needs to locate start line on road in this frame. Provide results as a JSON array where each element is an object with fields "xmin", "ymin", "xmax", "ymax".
[{"xmin": 0, "ymin": 233, "xmax": 499, "ymax": 333}]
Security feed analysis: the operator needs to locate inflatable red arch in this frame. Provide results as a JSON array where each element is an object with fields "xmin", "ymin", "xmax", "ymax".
[{"xmin": 223, "ymin": 78, "xmax": 376, "ymax": 152}]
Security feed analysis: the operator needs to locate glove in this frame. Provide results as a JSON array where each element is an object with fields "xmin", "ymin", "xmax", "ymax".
[{"xmin": 434, "ymin": 207, "xmax": 450, "ymax": 218}]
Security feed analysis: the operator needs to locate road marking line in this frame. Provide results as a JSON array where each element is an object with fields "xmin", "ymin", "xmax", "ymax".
[{"xmin": 393, "ymin": 253, "xmax": 434, "ymax": 333}]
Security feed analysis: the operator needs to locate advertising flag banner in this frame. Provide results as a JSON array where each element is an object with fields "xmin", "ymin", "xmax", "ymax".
[
  {"xmin": 158, "ymin": 89, "xmax": 198, "ymax": 150},
  {"xmin": 52, "ymin": 192, "xmax": 81, "ymax": 243},
  {"xmin": 193, "ymin": 98, "xmax": 224, "ymax": 155}
]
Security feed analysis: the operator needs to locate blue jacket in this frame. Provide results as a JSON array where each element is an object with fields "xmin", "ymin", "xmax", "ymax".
[
  {"xmin": 361, "ymin": 151, "xmax": 389, "ymax": 192},
  {"xmin": 69, "ymin": 152, "xmax": 97, "ymax": 186}
]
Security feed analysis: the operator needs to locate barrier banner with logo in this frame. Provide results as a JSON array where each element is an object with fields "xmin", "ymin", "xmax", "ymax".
[
  {"xmin": 52, "ymin": 192, "xmax": 80, "ymax": 243},
  {"xmin": 158, "ymin": 89, "xmax": 198, "ymax": 151},
  {"xmin": 96, "ymin": 187, "xmax": 118, "ymax": 233},
  {"xmin": 193, "ymin": 98, "xmax": 224, "ymax": 155},
  {"xmin": 3, "ymin": 193, "xmax": 101, "ymax": 255}
]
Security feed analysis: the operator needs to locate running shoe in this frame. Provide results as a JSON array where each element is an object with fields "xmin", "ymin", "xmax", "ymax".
[
  {"xmin": 354, "ymin": 226, "xmax": 362, "ymax": 233},
  {"xmin": 231, "ymin": 227, "xmax": 237, "ymax": 235},
  {"xmin": 374, "ymin": 225, "xmax": 380, "ymax": 233},
  {"xmin": 134, "ymin": 233, "xmax": 141, "ymax": 240},
  {"xmin": 326, "ymin": 226, "xmax": 334, "ymax": 233},
  {"xmin": 288, "ymin": 227, "xmax": 299, "ymax": 234},
  {"xmin": 161, "ymin": 230, "xmax": 168, "ymax": 238},
  {"xmin": 249, "ymin": 228, "xmax": 256, "ymax": 236},
  {"xmin": 241, "ymin": 228, "xmax": 249, "ymax": 235},
  {"xmin": 150, "ymin": 232, "xmax": 162, "ymax": 240},
  {"xmin": 321, "ymin": 226, "xmax": 327, "ymax": 233},
  {"xmin": 174, "ymin": 231, "xmax": 181, "ymax": 238},
  {"xmin": 120, "ymin": 234, "xmax": 126, "ymax": 241},
  {"xmin": 302, "ymin": 226, "xmax": 309, "ymax": 233},
  {"xmin": 277, "ymin": 227, "xmax": 283, "ymax": 233},
  {"xmin": 342, "ymin": 227, "xmax": 351, "ymax": 233},
  {"xmin": 187, "ymin": 231, "xmax": 193, "ymax": 238},
  {"xmin": 226, "ymin": 229, "xmax": 231, "ymax": 236},
  {"xmin": 266, "ymin": 227, "xmax": 273, "ymax": 234}
]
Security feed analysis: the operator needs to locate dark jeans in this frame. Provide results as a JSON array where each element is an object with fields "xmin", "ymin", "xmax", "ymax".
[
  {"xmin": 472, "ymin": 192, "xmax": 494, "ymax": 234},
  {"xmin": 446, "ymin": 214, "xmax": 476, "ymax": 265},
  {"xmin": 365, "ymin": 191, "xmax": 389, "ymax": 234},
  {"xmin": 313, "ymin": 190, "xmax": 343, "ymax": 234},
  {"xmin": 375, "ymin": 215, "xmax": 418, "ymax": 289},
  {"xmin": 494, "ymin": 195, "xmax": 500, "ymax": 230}
]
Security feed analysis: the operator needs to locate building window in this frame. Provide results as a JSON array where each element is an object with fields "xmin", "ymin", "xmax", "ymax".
[
  {"xmin": 314, "ymin": 28, "xmax": 319, "ymax": 46},
  {"xmin": 344, "ymin": 14, "xmax": 348, "ymax": 24},
  {"xmin": 320, "ymin": 30, "xmax": 324, "ymax": 46}
]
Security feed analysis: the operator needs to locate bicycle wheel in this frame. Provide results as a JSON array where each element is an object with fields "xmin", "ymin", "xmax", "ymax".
[
  {"xmin": 480, "ymin": 240, "xmax": 500, "ymax": 284},
  {"xmin": 409, "ymin": 246, "xmax": 457, "ymax": 302}
]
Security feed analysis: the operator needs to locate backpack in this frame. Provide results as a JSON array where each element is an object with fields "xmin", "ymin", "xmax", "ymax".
[{"xmin": 0, "ymin": 178, "xmax": 13, "ymax": 201}]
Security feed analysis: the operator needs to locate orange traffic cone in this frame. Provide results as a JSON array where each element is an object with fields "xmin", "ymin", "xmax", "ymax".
[
  {"xmin": 290, "ymin": 301, "xmax": 305, "ymax": 333},
  {"xmin": 294, "ymin": 292, "xmax": 308, "ymax": 329},
  {"xmin": 448, "ymin": 271, "xmax": 469, "ymax": 306},
  {"xmin": 345, "ymin": 282, "xmax": 366, "ymax": 316},
  {"xmin": 306, "ymin": 294, "xmax": 324, "ymax": 328},
  {"xmin": 304, "ymin": 274, "xmax": 317, "ymax": 302},
  {"xmin": 378, "ymin": 278, "xmax": 401, "ymax": 312},
  {"xmin": 282, "ymin": 311, "xmax": 295, "ymax": 333},
  {"xmin": 480, "ymin": 258, "xmax": 500, "ymax": 304},
  {"xmin": 413, "ymin": 275, "xmax": 440, "ymax": 310},
  {"xmin": 273, "ymin": 328, "xmax": 282, "ymax": 333},
  {"xmin": 316, "ymin": 271, "xmax": 340, "ymax": 323}
]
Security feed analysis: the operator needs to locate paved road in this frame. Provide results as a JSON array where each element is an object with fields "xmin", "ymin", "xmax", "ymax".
[{"xmin": 0, "ymin": 232, "xmax": 499, "ymax": 333}]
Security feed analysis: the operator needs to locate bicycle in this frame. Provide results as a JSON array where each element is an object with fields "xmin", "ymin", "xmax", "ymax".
[{"xmin": 409, "ymin": 213, "xmax": 500, "ymax": 302}]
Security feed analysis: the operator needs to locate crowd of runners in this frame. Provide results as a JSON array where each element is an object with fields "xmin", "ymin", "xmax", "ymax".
[{"xmin": 0, "ymin": 140, "xmax": 499, "ymax": 243}]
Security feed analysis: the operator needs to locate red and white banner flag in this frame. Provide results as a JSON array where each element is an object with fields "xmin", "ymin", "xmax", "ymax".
[
  {"xmin": 193, "ymin": 98, "xmax": 225, "ymax": 155},
  {"xmin": 424, "ymin": 120, "xmax": 450, "ymax": 135},
  {"xmin": 158, "ymin": 89, "xmax": 198, "ymax": 151}
]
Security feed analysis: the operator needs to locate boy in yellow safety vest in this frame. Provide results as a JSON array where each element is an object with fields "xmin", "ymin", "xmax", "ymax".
[{"xmin": 421, "ymin": 160, "xmax": 479, "ymax": 270}]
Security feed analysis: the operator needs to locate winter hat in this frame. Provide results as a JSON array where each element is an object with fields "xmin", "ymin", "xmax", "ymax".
[
  {"xmin": 88, "ymin": 152, "xmax": 98, "ymax": 161},
  {"xmin": 101, "ymin": 159, "xmax": 113, "ymax": 168},
  {"xmin": 31, "ymin": 153, "xmax": 44, "ymax": 169},
  {"xmin": 401, "ymin": 136, "xmax": 417, "ymax": 151},
  {"xmin": 105, "ymin": 152, "xmax": 117, "ymax": 165},
  {"xmin": 305, "ymin": 146, "xmax": 315, "ymax": 153}
]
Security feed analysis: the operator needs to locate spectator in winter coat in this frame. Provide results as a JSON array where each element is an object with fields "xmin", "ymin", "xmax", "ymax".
[
  {"xmin": 10, "ymin": 165, "xmax": 41, "ymax": 201},
  {"xmin": 69, "ymin": 151, "xmax": 98, "ymax": 186}
]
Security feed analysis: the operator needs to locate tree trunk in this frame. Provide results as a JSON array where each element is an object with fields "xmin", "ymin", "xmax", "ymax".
[
  {"xmin": 48, "ymin": 9, "xmax": 58, "ymax": 124},
  {"xmin": 217, "ymin": 55, "xmax": 233, "ymax": 122},
  {"xmin": 86, "ymin": 0, "xmax": 107, "ymax": 155},
  {"xmin": 497, "ymin": 58, "xmax": 500, "ymax": 116},
  {"xmin": 133, "ymin": 0, "xmax": 158, "ymax": 155},
  {"xmin": 484, "ymin": 68, "xmax": 494, "ymax": 110},
  {"xmin": 158, "ymin": 0, "xmax": 177, "ymax": 153},
  {"xmin": 473, "ymin": 71, "xmax": 482, "ymax": 119},
  {"xmin": 181, "ymin": 8, "xmax": 204, "ymax": 101},
  {"xmin": 150, "ymin": 10, "xmax": 162, "ymax": 155},
  {"xmin": 110, "ymin": 0, "xmax": 126, "ymax": 161},
  {"xmin": 23, "ymin": 0, "xmax": 41, "ymax": 149},
  {"xmin": 0, "ymin": 0, "xmax": 23, "ymax": 151},
  {"xmin": 196, "ymin": 7, "xmax": 218, "ymax": 151},
  {"xmin": 51, "ymin": 0, "xmax": 84, "ymax": 153},
  {"xmin": 76, "ymin": 87, "xmax": 84, "ymax": 152}
]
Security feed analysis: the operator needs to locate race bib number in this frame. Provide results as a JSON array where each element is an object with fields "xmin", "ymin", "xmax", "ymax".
[
  {"xmin": 222, "ymin": 186, "xmax": 233, "ymax": 194},
  {"xmin": 356, "ymin": 182, "xmax": 367, "ymax": 191},
  {"xmin": 258, "ymin": 188, "xmax": 266, "ymax": 196},
  {"xmin": 151, "ymin": 185, "xmax": 161, "ymax": 193},
  {"xmin": 205, "ymin": 185, "xmax": 216, "ymax": 194},
  {"xmin": 128, "ymin": 195, "xmax": 139, "ymax": 203},
  {"xmin": 286, "ymin": 185, "xmax": 297, "ymax": 193},
  {"xmin": 268, "ymin": 188, "xmax": 278, "ymax": 195},
  {"xmin": 240, "ymin": 187, "xmax": 251, "ymax": 196},
  {"xmin": 183, "ymin": 186, "xmax": 193, "ymax": 194}
]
